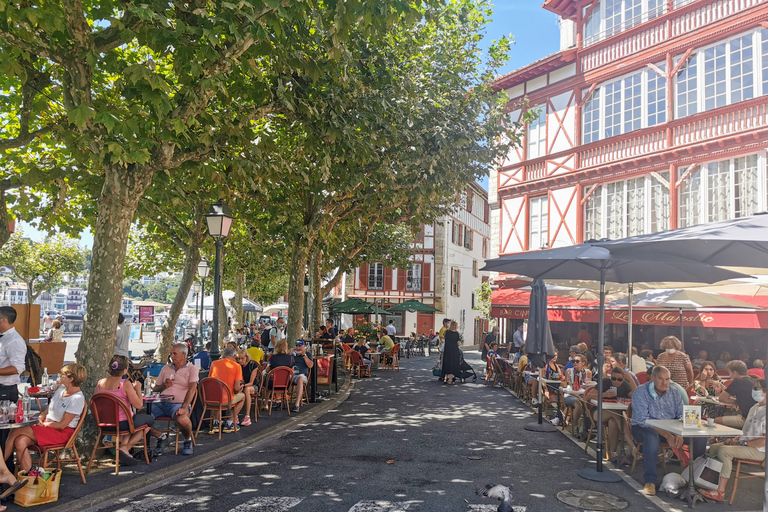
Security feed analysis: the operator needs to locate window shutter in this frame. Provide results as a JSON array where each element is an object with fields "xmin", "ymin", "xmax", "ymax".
[
  {"xmin": 484, "ymin": 200, "xmax": 489, "ymax": 223},
  {"xmin": 358, "ymin": 264, "xmax": 369, "ymax": 289},
  {"xmin": 397, "ymin": 268, "xmax": 406, "ymax": 290},
  {"xmin": 384, "ymin": 267, "xmax": 393, "ymax": 290},
  {"xmin": 457, "ymin": 270, "xmax": 461, "ymax": 296},
  {"xmin": 422, "ymin": 263, "xmax": 431, "ymax": 292}
]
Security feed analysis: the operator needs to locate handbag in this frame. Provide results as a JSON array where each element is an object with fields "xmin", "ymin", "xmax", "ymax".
[
  {"xmin": 682, "ymin": 456, "xmax": 722, "ymax": 491},
  {"xmin": 14, "ymin": 470, "xmax": 61, "ymax": 507}
]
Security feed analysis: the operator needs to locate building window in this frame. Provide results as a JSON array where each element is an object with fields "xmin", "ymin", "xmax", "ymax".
[
  {"xmin": 584, "ymin": 0, "xmax": 666, "ymax": 47},
  {"xmin": 406, "ymin": 264, "xmax": 422, "ymax": 292},
  {"xmin": 529, "ymin": 195, "xmax": 548, "ymax": 250},
  {"xmin": 584, "ymin": 172, "xmax": 670, "ymax": 240},
  {"xmin": 675, "ymin": 30, "xmax": 762, "ymax": 120},
  {"xmin": 679, "ymin": 154, "xmax": 762, "ymax": 227},
  {"xmin": 482, "ymin": 238, "xmax": 488, "ymax": 259},
  {"xmin": 581, "ymin": 65, "xmax": 665, "ymax": 143},
  {"xmin": 527, "ymin": 108, "xmax": 547, "ymax": 159},
  {"xmin": 472, "ymin": 259, "xmax": 478, "ymax": 278},
  {"xmin": 466, "ymin": 189, "xmax": 473, "ymax": 212},
  {"xmin": 452, "ymin": 221, "xmax": 463, "ymax": 246},
  {"xmin": 368, "ymin": 263, "xmax": 384, "ymax": 290},
  {"xmin": 463, "ymin": 227, "xmax": 472, "ymax": 250},
  {"xmin": 451, "ymin": 268, "xmax": 461, "ymax": 297}
]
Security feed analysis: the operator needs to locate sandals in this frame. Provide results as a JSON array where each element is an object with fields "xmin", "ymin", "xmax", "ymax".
[
  {"xmin": 701, "ymin": 489, "xmax": 725, "ymax": 502},
  {"xmin": 0, "ymin": 480, "xmax": 27, "ymax": 500}
]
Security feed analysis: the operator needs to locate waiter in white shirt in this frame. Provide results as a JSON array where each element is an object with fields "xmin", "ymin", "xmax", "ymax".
[
  {"xmin": 0, "ymin": 306, "xmax": 29, "ymax": 473},
  {"xmin": 0, "ymin": 307, "xmax": 26, "ymax": 403}
]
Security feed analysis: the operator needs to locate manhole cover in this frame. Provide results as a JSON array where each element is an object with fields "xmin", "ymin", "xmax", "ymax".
[{"xmin": 556, "ymin": 490, "xmax": 629, "ymax": 511}]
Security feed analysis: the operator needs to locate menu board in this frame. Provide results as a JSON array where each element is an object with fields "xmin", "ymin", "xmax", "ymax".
[
  {"xmin": 683, "ymin": 405, "xmax": 702, "ymax": 429},
  {"xmin": 128, "ymin": 324, "xmax": 142, "ymax": 341},
  {"xmin": 138, "ymin": 306, "xmax": 154, "ymax": 324}
]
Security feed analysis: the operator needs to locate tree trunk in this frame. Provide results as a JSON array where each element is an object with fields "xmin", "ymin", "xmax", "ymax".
[
  {"xmin": 234, "ymin": 269, "xmax": 245, "ymax": 328},
  {"xmin": 0, "ymin": 189, "xmax": 12, "ymax": 251},
  {"xmin": 157, "ymin": 239, "xmax": 201, "ymax": 362},
  {"xmin": 76, "ymin": 166, "xmax": 154, "ymax": 453},
  {"xmin": 309, "ymin": 250, "xmax": 322, "ymax": 332},
  {"xmin": 286, "ymin": 239, "xmax": 309, "ymax": 347},
  {"xmin": 157, "ymin": 207, "xmax": 205, "ymax": 361}
]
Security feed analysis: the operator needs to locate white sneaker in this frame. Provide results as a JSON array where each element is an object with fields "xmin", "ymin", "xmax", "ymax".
[
  {"xmin": 551, "ymin": 417, "xmax": 562, "ymax": 426},
  {"xmin": 531, "ymin": 398, "xmax": 540, "ymax": 406}
]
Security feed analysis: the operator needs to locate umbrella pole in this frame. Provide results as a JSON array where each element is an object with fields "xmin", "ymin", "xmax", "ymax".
[
  {"xmin": 679, "ymin": 307, "xmax": 685, "ymax": 352},
  {"xmin": 627, "ymin": 284, "xmax": 633, "ymax": 365},
  {"xmin": 578, "ymin": 268, "xmax": 621, "ymax": 483}
]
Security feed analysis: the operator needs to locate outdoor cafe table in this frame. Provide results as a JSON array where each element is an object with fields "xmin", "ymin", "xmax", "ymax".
[
  {"xmin": 368, "ymin": 352, "xmax": 381, "ymax": 370},
  {"xmin": 646, "ymin": 419, "xmax": 742, "ymax": 508},
  {"xmin": 143, "ymin": 395, "xmax": 171, "ymax": 415},
  {"xmin": 589, "ymin": 399, "xmax": 629, "ymax": 411}
]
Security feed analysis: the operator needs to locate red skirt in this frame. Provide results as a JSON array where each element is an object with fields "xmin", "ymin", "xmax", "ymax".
[{"xmin": 31, "ymin": 425, "xmax": 75, "ymax": 449}]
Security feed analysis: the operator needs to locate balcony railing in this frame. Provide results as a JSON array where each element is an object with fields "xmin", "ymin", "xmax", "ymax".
[{"xmin": 405, "ymin": 277, "xmax": 422, "ymax": 292}]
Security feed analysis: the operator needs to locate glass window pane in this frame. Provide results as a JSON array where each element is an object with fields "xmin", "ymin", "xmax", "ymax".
[
  {"xmin": 704, "ymin": 43, "xmax": 727, "ymax": 111},
  {"xmin": 647, "ymin": 64, "xmax": 667, "ymax": 126},
  {"xmin": 626, "ymin": 177, "xmax": 645, "ymax": 236},
  {"xmin": 604, "ymin": 80, "xmax": 622, "ymax": 138},
  {"xmin": 650, "ymin": 172, "xmax": 670, "ymax": 233},
  {"xmin": 585, "ymin": 185, "xmax": 603, "ymax": 240},
  {"xmin": 583, "ymin": 88, "xmax": 601, "ymax": 143},
  {"xmin": 676, "ymin": 55, "xmax": 698, "ymax": 118},
  {"xmin": 734, "ymin": 155, "xmax": 759, "ymax": 218},
  {"xmin": 730, "ymin": 35, "xmax": 754, "ymax": 103},
  {"xmin": 623, "ymin": 73, "xmax": 643, "ymax": 132},
  {"xmin": 707, "ymin": 160, "xmax": 731, "ymax": 222},
  {"xmin": 679, "ymin": 166, "xmax": 701, "ymax": 228}
]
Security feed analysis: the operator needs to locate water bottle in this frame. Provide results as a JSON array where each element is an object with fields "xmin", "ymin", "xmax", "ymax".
[
  {"xmin": 41, "ymin": 367, "xmax": 49, "ymax": 388},
  {"xmin": 22, "ymin": 393, "xmax": 30, "ymax": 420}
]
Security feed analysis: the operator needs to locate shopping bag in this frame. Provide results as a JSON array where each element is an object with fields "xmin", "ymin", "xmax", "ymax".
[
  {"xmin": 682, "ymin": 456, "xmax": 722, "ymax": 491},
  {"xmin": 14, "ymin": 469, "xmax": 61, "ymax": 507}
]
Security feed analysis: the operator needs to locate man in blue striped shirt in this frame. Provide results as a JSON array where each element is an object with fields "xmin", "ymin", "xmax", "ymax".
[{"xmin": 631, "ymin": 365, "xmax": 706, "ymax": 496}]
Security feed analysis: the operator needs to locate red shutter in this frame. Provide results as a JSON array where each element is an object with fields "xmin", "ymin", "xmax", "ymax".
[
  {"xmin": 484, "ymin": 200, "xmax": 489, "ymax": 223},
  {"xmin": 457, "ymin": 269, "xmax": 461, "ymax": 296},
  {"xmin": 384, "ymin": 267, "xmax": 393, "ymax": 291},
  {"xmin": 397, "ymin": 268, "xmax": 406, "ymax": 291},
  {"xmin": 422, "ymin": 263, "xmax": 431, "ymax": 292},
  {"xmin": 358, "ymin": 264, "xmax": 369, "ymax": 290},
  {"xmin": 450, "ymin": 268, "xmax": 455, "ymax": 296}
]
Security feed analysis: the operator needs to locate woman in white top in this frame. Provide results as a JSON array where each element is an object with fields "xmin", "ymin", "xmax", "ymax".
[{"xmin": 701, "ymin": 378, "xmax": 766, "ymax": 502}]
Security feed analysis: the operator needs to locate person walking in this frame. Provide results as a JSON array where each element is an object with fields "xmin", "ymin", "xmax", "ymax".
[{"xmin": 440, "ymin": 321, "xmax": 461, "ymax": 384}]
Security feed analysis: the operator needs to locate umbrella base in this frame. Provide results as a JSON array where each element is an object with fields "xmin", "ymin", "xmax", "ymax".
[
  {"xmin": 577, "ymin": 467, "xmax": 622, "ymax": 483},
  {"xmin": 524, "ymin": 421, "xmax": 557, "ymax": 432}
]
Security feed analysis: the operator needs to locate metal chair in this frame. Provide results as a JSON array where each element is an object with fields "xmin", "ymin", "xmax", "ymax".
[
  {"xmin": 195, "ymin": 377, "xmax": 235, "ymax": 439},
  {"xmin": 29, "ymin": 402, "xmax": 88, "ymax": 483},
  {"xmin": 265, "ymin": 367, "xmax": 293, "ymax": 415},
  {"xmin": 87, "ymin": 394, "xmax": 150, "ymax": 475},
  {"xmin": 154, "ymin": 389, "xmax": 198, "ymax": 454}
]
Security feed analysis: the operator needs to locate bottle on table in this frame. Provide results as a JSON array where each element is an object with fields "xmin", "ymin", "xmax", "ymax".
[{"xmin": 41, "ymin": 367, "xmax": 49, "ymax": 388}]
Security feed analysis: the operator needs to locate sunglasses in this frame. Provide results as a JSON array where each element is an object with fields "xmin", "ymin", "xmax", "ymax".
[{"xmin": 610, "ymin": 377, "xmax": 624, "ymax": 382}]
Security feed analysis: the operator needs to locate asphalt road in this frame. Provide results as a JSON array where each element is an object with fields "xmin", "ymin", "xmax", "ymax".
[{"xmin": 95, "ymin": 353, "xmax": 660, "ymax": 512}]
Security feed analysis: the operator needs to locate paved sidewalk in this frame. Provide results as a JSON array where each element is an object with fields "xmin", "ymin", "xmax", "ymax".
[{"xmin": 21, "ymin": 370, "xmax": 350, "ymax": 512}]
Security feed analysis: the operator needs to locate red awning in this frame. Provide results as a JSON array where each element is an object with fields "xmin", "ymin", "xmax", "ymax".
[{"xmin": 491, "ymin": 288, "xmax": 768, "ymax": 329}]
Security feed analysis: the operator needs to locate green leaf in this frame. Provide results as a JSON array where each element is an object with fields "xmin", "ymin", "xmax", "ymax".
[{"xmin": 67, "ymin": 105, "xmax": 95, "ymax": 128}]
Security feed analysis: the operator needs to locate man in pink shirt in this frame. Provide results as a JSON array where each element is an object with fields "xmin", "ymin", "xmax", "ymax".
[{"xmin": 150, "ymin": 343, "xmax": 199, "ymax": 456}]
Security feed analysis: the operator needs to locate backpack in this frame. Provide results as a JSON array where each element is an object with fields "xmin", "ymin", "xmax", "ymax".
[
  {"xmin": 25, "ymin": 344, "xmax": 43, "ymax": 386},
  {"xmin": 260, "ymin": 329, "xmax": 271, "ymax": 348}
]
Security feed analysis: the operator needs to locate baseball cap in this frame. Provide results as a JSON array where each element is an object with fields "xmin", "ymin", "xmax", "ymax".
[{"xmin": 295, "ymin": 340, "xmax": 306, "ymax": 346}]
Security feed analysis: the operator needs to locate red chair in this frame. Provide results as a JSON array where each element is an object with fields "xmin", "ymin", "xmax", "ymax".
[
  {"xmin": 349, "ymin": 350, "xmax": 371, "ymax": 379},
  {"xmin": 154, "ymin": 389, "xmax": 198, "ymax": 454},
  {"xmin": 716, "ymin": 369, "xmax": 731, "ymax": 378},
  {"xmin": 637, "ymin": 372, "xmax": 648, "ymax": 385},
  {"xmin": 382, "ymin": 344, "xmax": 400, "ymax": 371},
  {"xmin": 195, "ymin": 377, "xmax": 236, "ymax": 440},
  {"xmin": 87, "ymin": 394, "xmax": 150, "ymax": 475},
  {"xmin": 29, "ymin": 402, "xmax": 88, "ymax": 484},
  {"xmin": 265, "ymin": 367, "xmax": 293, "ymax": 415}
]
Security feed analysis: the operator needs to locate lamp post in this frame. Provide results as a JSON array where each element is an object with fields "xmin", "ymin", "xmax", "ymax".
[
  {"xmin": 205, "ymin": 202, "xmax": 233, "ymax": 362},
  {"xmin": 196, "ymin": 258, "xmax": 210, "ymax": 353},
  {"xmin": 303, "ymin": 276, "xmax": 310, "ymax": 336}
]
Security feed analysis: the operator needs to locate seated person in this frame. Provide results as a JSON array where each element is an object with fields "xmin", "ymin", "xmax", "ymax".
[
  {"xmin": 150, "ymin": 343, "xmax": 199, "ymax": 455},
  {"xmin": 342, "ymin": 328, "xmax": 356, "ymax": 345},
  {"xmin": 701, "ymin": 378, "xmax": 766, "ymax": 502},
  {"xmin": 630, "ymin": 365, "xmax": 706, "ymax": 496},
  {"xmin": 378, "ymin": 328, "xmax": 395, "ymax": 356},
  {"xmin": 562, "ymin": 345, "xmax": 582, "ymax": 372},
  {"xmin": 640, "ymin": 349, "xmax": 655, "ymax": 370},
  {"xmin": 716, "ymin": 360, "xmax": 758, "ymax": 428},
  {"xmin": 749, "ymin": 359, "xmax": 765, "ymax": 379},
  {"xmin": 353, "ymin": 338, "xmax": 371, "ymax": 366},
  {"xmin": 564, "ymin": 354, "xmax": 592, "ymax": 434},
  {"xmin": 613, "ymin": 353, "xmax": 639, "ymax": 389},
  {"xmin": 315, "ymin": 325, "xmax": 334, "ymax": 351},
  {"xmin": 291, "ymin": 341, "xmax": 314, "ymax": 413},
  {"xmin": 94, "ymin": 357, "xmax": 158, "ymax": 466},
  {"xmin": 265, "ymin": 339, "xmax": 295, "ymax": 388},
  {"xmin": 529, "ymin": 351, "xmax": 560, "ymax": 407},
  {"xmin": 515, "ymin": 345, "xmax": 528, "ymax": 369},
  {"xmin": 208, "ymin": 346, "xmax": 245, "ymax": 434},
  {"xmin": 5, "ymin": 364, "xmax": 87, "ymax": 474},
  {"xmin": 487, "ymin": 342, "xmax": 511, "ymax": 373},
  {"xmin": 584, "ymin": 367, "xmax": 633, "ymax": 463},
  {"xmin": 237, "ymin": 349, "xmax": 260, "ymax": 426},
  {"xmin": 193, "ymin": 342, "xmax": 211, "ymax": 370},
  {"xmin": 246, "ymin": 340, "xmax": 265, "ymax": 364},
  {"xmin": 694, "ymin": 361, "xmax": 726, "ymax": 419}
]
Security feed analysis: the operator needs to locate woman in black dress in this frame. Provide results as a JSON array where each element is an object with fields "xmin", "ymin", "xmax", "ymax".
[{"xmin": 441, "ymin": 321, "xmax": 461, "ymax": 384}]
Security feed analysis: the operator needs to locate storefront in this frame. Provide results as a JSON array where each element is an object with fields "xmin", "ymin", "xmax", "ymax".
[{"xmin": 491, "ymin": 288, "xmax": 768, "ymax": 361}]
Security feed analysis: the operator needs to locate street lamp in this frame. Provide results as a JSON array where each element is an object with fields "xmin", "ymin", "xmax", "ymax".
[
  {"xmin": 205, "ymin": 202, "xmax": 232, "ymax": 362},
  {"xmin": 196, "ymin": 258, "xmax": 210, "ymax": 352},
  {"xmin": 303, "ymin": 275, "xmax": 310, "ymax": 335}
]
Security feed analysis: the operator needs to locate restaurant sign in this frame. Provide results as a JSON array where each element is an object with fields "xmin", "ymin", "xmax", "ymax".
[{"xmin": 491, "ymin": 306, "xmax": 768, "ymax": 329}]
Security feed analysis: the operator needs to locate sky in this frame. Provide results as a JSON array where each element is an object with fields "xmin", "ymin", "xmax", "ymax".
[{"xmin": 20, "ymin": 3, "xmax": 559, "ymax": 246}]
